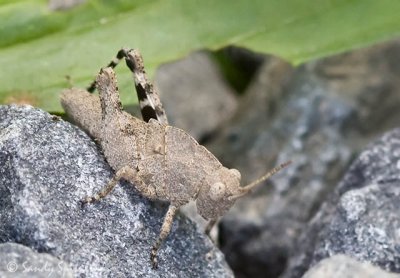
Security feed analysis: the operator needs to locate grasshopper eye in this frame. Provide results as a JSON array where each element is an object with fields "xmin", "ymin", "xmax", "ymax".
[
  {"xmin": 229, "ymin": 168, "xmax": 241, "ymax": 180},
  {"xmin": 209, "ymin": 182, "xmax": 226, "ymax": 201}
]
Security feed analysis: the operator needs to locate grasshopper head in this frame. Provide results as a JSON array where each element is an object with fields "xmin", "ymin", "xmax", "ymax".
[
  {"xmin": 196, "ymin": 167, "xmax": 242, "ymax": 220},
  {"xmin": 196, "ymin": 161, "xmax": 291, "ymax": 220}
]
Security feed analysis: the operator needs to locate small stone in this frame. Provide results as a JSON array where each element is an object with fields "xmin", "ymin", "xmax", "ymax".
[
  {"xmin": 302, "ymin": 255, "xmax": 399, "ymax": 278},
  {"xmin": 0, "ymin": 242, "xmax": 74, "ymax": 278}
]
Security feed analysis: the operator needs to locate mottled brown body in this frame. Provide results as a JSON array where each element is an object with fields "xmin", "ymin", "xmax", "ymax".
[
  {"xmin": 60, "ymin": 49, "xmax": 290, "ymax": 268},
  {"xmin": 61, "ymin": 71, "xmax": 240, "ymax": 213}
]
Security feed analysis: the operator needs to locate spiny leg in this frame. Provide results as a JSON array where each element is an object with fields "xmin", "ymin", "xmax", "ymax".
[
  {"xmin": 96, "ymin": 67, "xmax": 123, "ymax": 119},
  {"xmin": 87, "ymin": 48, "xmax": 168, "ymax": 125},
  {"xmin": 151, "ymin": 204, "xmax": 178, "ymax": 269},
  {"xmin": 124, "ymin": 49, "xmax": 168, "ymax": 125}
]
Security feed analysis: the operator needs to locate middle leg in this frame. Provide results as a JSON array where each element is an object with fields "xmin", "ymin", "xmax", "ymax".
[{"xmin": 80, "ymin": 165, "xmax": 156, "ymax": 205}]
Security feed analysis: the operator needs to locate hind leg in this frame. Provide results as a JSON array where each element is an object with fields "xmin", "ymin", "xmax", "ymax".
[{"xmin": 86, "ymin": 48, "xmax": 168, "ymax": 125}]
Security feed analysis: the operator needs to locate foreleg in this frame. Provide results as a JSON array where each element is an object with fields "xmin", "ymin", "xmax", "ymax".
[{"xmin": 205, "ymin": 218, "xmax": 218, "ymax": 237}]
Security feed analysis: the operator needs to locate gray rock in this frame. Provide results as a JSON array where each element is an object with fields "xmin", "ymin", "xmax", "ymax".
[
  {"xmin": 0, "ymin": 242, "xmax": 73, "ymax": 278},
  {"xmin": 210, "ymin": 55, "xmax": 353, "ymax": 278},
  {"xmin": 155, "ymin": 51, "xmax": 238, "ymax": 140},
  {"xmin": 302, "ymin": 255, "xmax": 400, "ymax": 278},
  {"xmin": 206, "ymin": 39, "xmax": 400, "ymax": 277},
  {"xmin": 0, "ymin": 105, "xmax": 233, "ymax": 277},
  {"xmin": 284, "ymin": 128, "xmax": 400, "ymax": 277}
]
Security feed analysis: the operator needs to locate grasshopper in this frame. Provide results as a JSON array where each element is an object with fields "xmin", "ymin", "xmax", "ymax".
[{"xmin": 60, "ymin": 48, "xmax": 290, "ymax": 268}]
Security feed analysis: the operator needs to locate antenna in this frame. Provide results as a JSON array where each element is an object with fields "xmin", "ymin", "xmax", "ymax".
[{"xmin": 229, "ymin": 160, "xmax": 292, "ymax": 200}]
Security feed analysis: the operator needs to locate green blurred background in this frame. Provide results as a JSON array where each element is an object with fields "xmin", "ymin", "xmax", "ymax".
[{"xmin": 0, "ymin": 0, "xmax": 399, "ymax": 112}]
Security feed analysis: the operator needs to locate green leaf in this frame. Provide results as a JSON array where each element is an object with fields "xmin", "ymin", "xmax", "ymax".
[{"xmin": 1, "ymin": 0, "xmax": 399, "ymax": 112}]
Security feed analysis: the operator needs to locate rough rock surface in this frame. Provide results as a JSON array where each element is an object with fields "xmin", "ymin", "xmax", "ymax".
[
  {"xmin": 302, "ymin": 255, "xmax": 400, "ymax": 278},
  {"xmin": 210, "ymin": 55, "xmax": 353, "ymax": 278},
  {"xmin": 205, "ymin": 39, "xmax": 400, "ymax": 277},
  {"xmin": 0, "ymin": 105, "xmax": 233, "ymax": 278},
  {"xmin": 284, "ymin": 128, "xmax": 400, "ymax": 277},
  {"xmin": 155, "ymin": 51, "xmax": 238, "ymax": 141},
  {"xmin": 0, "ymin": 242, "xmax": 73, "ymax": 278}
]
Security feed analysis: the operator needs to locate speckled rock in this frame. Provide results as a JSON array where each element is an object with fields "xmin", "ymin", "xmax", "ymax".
[
  {"xmin": 283, "ymin": 128, "xmax": 400, "ymax": 277},
  {"xmin": 0, "ymin": 105, "xmax": 233, "ymax": 278},
  {"xmin": 210, "ymin": 55, "xmax": 353, "ymax": 278},
  {"xmin": 0, "ymin": 242, "xmax": 73, "ymax": 278},
  {"xmin": 207, "ymin": 39, "xmax": 400, "ymax": 277},
  {"xmin": 302, "ymin": 255, "xmax": 400, "ymax": 278}
]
